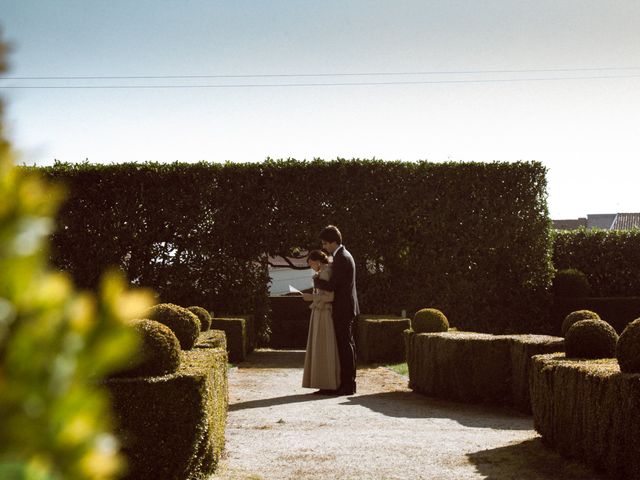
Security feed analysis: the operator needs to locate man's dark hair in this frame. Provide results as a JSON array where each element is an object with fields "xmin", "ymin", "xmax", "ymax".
[{"xmin": 319, "ymin": 225, "xmax": 342, "ymax": 244}]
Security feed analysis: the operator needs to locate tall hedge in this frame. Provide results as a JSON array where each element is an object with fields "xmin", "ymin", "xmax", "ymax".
[
  {"xmin": 37, "ymin": 159, "xmax": 552, "ymax": 335},
  {"xmin": 553, "ymin": 229, "xmax": 640, "ymax": 297}
]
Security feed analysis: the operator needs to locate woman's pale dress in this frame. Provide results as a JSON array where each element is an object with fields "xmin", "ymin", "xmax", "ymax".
[{"xmin": 302, "ymin": 264, "xmax": 341, "ymax": 390}]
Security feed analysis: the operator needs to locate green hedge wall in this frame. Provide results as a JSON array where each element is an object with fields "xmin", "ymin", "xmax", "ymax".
[
  {"xmin": 531, "ymin": 353, "xmax": 640, "ymax": 479},
  {"xmin": 38, "ymin": 159, "xmax": 552, "ymax": 335},
  {"xmin": 105, "ymin": 347, "xmax": 228, "ymax": 480},
  {"xmin": 553, "ymin": 229, "xmax": 640, "ymax": 297}
]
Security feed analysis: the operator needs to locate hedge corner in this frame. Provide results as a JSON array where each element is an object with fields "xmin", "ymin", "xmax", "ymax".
[
  {"xmin": 210, "ymin": 317, "xmax": 247, "ymax": 363},
  {"xmin": 105, "ymin": 347, "xmax": 228, "ymax": 480},
  {"xmin": 530, "ymin": 353, "xmax": 640, "ymax": 479},
  {"xmin": 357, "ymin": 314, "xmax": 410, "ymax": 364}
]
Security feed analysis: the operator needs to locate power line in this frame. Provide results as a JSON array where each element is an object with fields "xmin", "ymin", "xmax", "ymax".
[
  {"xmin": 1, "ymin": 66, "xmax": 639, "ymax": 81},
  {"xmin": 1, "ymin": 74, "xmax": 640, "ymax": 89}
]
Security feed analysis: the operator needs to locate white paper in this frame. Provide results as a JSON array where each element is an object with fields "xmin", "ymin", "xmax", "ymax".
[{"xmin": 288, "ymin": 285, "xmax": 302, "ymax": 295}]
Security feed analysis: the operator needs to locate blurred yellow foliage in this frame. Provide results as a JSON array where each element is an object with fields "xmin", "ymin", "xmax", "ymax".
[{"xmin": 0, "ymin": 32, "xmax": 154, "ymax": 480}]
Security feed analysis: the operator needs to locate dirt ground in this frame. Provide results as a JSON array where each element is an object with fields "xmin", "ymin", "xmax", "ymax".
[{"xmin": 209, "ymin": 349, "xmax": 602, "ymax": 480}]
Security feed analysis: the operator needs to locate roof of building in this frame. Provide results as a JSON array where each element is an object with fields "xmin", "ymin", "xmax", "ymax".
[
  {"xmin": 587, "ymin": 214, "xmax": 617, "ymax": 230},
  {"xmin": 552, "ymin": 218, "xmax": 587, "ymax": 230},
  {"xmin": 611, "ymin": 212, "xmax": 640, "ymax": 230},
  {"xmin": 552, "ymin": 213, "xmax": 640, "ymax": 231},
  {"xmin": 268, "ymin": 255, "xmax": 309, "ymax": 269}
]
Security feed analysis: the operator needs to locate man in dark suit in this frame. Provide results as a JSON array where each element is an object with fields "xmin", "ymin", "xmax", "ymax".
[{"xmin": 316, "ymin": 225, "xmax": 359, "ymax": 395}]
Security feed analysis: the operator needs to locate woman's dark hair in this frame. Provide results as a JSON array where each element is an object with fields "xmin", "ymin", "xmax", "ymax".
[
  {"xmin": 319, "ymin": 225, "xmax": 342, "ymax": 244},
  {"xmin": 307, "ymin": 249, "xmax": 329, "ymax": 264}
]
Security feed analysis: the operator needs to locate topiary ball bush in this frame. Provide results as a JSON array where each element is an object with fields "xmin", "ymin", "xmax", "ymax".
[
  {"xmin": 412, "ymin": 308, "xmax": 449, "ymax": 333},
  {"xmin": 561, "ymin": 309, "xmax": 601, "ymax": 337},
  {"xmin": 616, "ymin": 318, "xmax": 640, "ymax": 373},
  {"xmin": 565, "ymin": 319, "xmax": 619, "ymax": 359},
  {"xmin": 552, "ymin": 268, "xmax": 591, "ymax": 298},
  {"xmin": 118, "ymin": 319, "xmax": 181, "ymax": 378},
  {"xmin": 188, "ymin": 306, "xmax": 212, "ymax": 331},
  {"xmin": 146, "ymin": 303, "xmax": 200, "ymax": 350}
]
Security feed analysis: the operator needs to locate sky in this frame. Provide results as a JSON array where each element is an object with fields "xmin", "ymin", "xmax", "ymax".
[{"xmin": 0, "ymin": 1, "xmax": 639, "ymax": 219}]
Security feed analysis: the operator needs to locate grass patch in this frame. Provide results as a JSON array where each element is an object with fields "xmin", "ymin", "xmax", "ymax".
[{"xmin": 385, "ymin": 362, "xmax": 408, "ymax": 376}]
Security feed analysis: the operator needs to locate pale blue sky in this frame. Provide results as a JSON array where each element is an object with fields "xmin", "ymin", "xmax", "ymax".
[{"xmin": 1, "ymin": 1, "xmax": 639, "ymax": 218}]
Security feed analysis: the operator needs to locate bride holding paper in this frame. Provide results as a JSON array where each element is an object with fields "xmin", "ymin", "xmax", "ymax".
[{"xmin": 299, "ymin": 249, "xmax": 340, "ymax": 393}]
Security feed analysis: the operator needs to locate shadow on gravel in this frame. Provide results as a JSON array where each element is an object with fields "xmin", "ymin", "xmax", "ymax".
[
  {"xmin": 229, "ymin": 393, "xmax": 323, "ymax": 411},
  {"xmin": 341, "ymin": 391, "xmax": 533, "ymax": 430},
  {"xmin": 467, "ymin": 438, "xmax": 604, "ymax": 480}
]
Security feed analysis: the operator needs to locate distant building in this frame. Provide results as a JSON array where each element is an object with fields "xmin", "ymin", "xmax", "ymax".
[
  {"xmin": 552, "ymin": 218, "xmax": 587, "ymax": 230},
  {"xmin": 611, "ymin": 213, "xmax": 640, "ymax": 230},
  {"xmin": 267, "ymin": 254, "xmax": 313, "ymax": 296},
  {"xmin": 552, "ymin": 213, "xmax": 640, "ymax": 230}
]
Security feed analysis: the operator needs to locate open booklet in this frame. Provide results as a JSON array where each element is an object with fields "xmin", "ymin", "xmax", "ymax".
[{"xmin": 288, "ymin": 285, "xmax": 303, "ymax": 295}]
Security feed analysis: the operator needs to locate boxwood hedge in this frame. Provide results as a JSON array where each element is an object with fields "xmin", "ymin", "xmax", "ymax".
[{"xmin": 37, "ymin": 159, "xmax": 552, "ymax": 335}]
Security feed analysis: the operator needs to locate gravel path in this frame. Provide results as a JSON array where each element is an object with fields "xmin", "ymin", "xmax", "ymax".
[{"xmin": 210, "ymin": 349, "xmax": 602, "ymax": 480}]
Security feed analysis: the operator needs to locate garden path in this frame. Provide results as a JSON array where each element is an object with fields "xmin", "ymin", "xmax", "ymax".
[{"xmin": 209, "ymin": 349, "xmax": 602, "ymax": 480}]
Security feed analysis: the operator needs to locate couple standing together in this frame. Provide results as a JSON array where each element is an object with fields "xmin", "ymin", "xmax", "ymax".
[{"xmin": 301, "ymin": 225, "xmax": 359, "ymax": 396}]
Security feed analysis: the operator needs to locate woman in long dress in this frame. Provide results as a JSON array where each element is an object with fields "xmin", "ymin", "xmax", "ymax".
[{"xmin": 301, "ymin": 250, "xmax": 341, "ymax": 393}]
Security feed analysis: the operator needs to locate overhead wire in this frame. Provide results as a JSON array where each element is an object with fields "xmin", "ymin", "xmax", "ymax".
[
  {"xmin": 1, "ymin": 66, "xmax": 640, "ymax": 80},
  {"xmin": 1, "ymin": 67, "xmax": 639, "ymax": 89}
]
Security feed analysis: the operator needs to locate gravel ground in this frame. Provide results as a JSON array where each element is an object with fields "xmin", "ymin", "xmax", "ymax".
[{"xmin": 209, "ymin": 349, "xmax": 602, "ymax": 480}]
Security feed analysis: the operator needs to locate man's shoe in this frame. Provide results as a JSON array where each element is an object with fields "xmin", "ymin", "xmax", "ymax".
[
  {"xmin": 313, "ymin": 389, "xmax": 335, "ymax": 395},
  {"xmin": 334, "ymin": 387, "xmax": 355, "ymax": 396}
]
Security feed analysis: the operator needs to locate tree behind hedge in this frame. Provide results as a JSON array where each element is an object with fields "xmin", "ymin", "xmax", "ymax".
[{"xmin": 38, "ymin": 159, "xmax": 552, "ymax": 335}]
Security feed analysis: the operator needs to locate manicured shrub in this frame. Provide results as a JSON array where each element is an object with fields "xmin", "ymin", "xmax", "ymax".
[
  {"xmin": 195, "ymin": 329, "xmax": 227, "ymax": 351},
  {"xmin": 226, "ymin": 314, "xmax": 256, "ymax": 353},
  {"xmin": 106, "ymin": 347, "xmax": 228, "ymax": 480},
  {"xmin": 551, "ymin": 296, "xmax": 640, "ymax": 334},
  {"xmin": 616, "ymin": 318, "xmax": 640, "ymax": 374},
  {"xmin": 561, "ymin": 309, "xmax": 600, "ymax": 337},
  {"xmin": 210, "ymin": 317, "xmax": 247, "ymax": 362},
  {"xmin": 404, "ymin": 330, "xmax": 563, "ymax": 413},
  {"xmin": 565, "ymin": 319, "xmax": 618, "ymax": 359},
  {"xmin": 188, "ymin": 306, "xmax": 212, "ymax": 331},
  {"xmin": 412, "ymin": 308, "xmax": 449, "ymax": 333},
  {"xmin": 356, "ymin": 315, "xmax": 411, "ymax": 363},
  {"xmin": 147, "ymin": 303, "xmax": 200, "ymax": 350},
  {"xmin": 552, "ymin": 268, "xmax": 591, "ymax": 298},
  {"xmin": 531, "ymin": 353, "xmax": 640, "ymax": 479},
  {"xmin": 117, "ymin": 320, "xmax": 181, "ymax": 378}
]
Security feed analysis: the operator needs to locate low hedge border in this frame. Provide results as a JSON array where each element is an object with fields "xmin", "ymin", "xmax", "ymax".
[
  {"xmin": 195, "ymin": 329, "xmax": 227, "ymax": 351},
  {"xmin": 530, "ymin": 353, "xmax": 640, "ymax": 479},
  {"xmin": 356, "ymin": 315, "xmax": 411, "ymax": 364},
  {"xmin": 225, "ymin": 314, "xmax": 256, "ymax": 353},
  {"xmin": 105, "ymin": 347, "xmax": 228, "ymax": 480},
  {"xmin": 551, "ymin": 297, "xmax": 640, "ymax": 334},
  {"xmin": 210, "ymin": 318, "xmax": 247, "ymax": 363},
  {"xmin": 404, "ymin": 331, "xmax": 564, "ymax": 413}
]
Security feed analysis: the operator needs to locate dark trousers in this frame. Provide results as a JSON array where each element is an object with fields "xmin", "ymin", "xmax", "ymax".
[{"xmin": 333, "ymin": 315, "xmax": 357, "ymax": 390}]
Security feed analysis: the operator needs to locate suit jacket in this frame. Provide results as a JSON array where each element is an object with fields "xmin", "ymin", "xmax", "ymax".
[{"xmin": 314, "ymin": 245, "xmax": 359, "ymax": 322}]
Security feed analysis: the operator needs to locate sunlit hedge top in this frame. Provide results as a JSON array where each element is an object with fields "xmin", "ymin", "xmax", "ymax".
[{"xmin": 37, "ymin": 159, "xmax": 552, "ymax": 334}]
